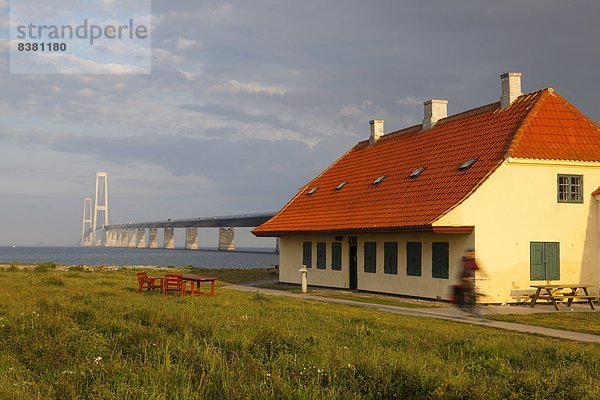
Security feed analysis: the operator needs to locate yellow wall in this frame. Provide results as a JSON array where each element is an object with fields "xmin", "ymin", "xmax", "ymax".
[
  {"xmin": 278, "ymin": 233, "xmax": 473, "ymax": 300},
  {"xmin": 435, "ymin": 158, "xmax": 600, "ymax": 303}
]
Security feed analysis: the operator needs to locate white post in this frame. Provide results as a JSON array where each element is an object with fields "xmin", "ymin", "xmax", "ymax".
[{"xmin": 299, "ymin": 266, "xmax": 308, "ymax": 293}]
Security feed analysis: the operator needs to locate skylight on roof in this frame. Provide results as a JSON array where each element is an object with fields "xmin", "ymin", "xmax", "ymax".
[
  {"xmin": 307, "ymin": 187, "xmax": 319, "ymax": 195},
  {"xmin": 459, "ymin": 159, "xmax": 477, "ymax": 171},
  {"xmin": 335, "ymin": 181, "xmax": 347, "ymax": 190},
  {"xmin": 409, "ymin": 167, "xmax": 426, "ymax": 178},
  {"xmin": 372, "ymin": 175, "xmax": 386, "ymax": 185}
]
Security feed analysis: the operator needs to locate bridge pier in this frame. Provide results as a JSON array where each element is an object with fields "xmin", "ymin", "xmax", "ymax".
[
  {"xmin": 148, "ymin": 228, "xmax": 158, "ymax": 248},
  {"xmin": 118, "ymin": 230, "xmax": 127, "ymax": 247},
  {"xmin": 104, "ymin": 230, "xmax": 112, "ymax": 247},
  {"xmin": 218, "ymin": 227, "xmax": 235, "ymax": 251},
  {"xmin": 108, "ymin": 229, "xmax": 118, "ymax": 247},
  {"xmin": 164, "ymin": 228, "xmax": 175, "ymax": 249},
  {"xmin": 128, "ymin": 229, "xmax": 137, "ymax": 248},
  {"xmin": 136, "ymin": 228, "xmax": 146, "ymax": 248},
  {"xmin": 185, "ymin": 228, "xmax": 199, "ymax": 250}
]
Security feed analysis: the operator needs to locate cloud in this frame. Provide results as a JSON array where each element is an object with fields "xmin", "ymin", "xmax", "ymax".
[
  {"xmin": 176, "ymin": 38, "xmax": 201, "ymax": 50},
  {"xmin": 31, "ymin": 53, "xmax": 150, "ymax": 74},
  {"xmin": 211, "ymin": 79, "xmax": 287, "ymax": 95},
  {"xmin": 397, "ymin": 97, "xmax": 421, "ymax": 105}
]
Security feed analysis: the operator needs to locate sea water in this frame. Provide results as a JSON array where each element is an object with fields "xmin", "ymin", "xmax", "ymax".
[{"xmin": 0, "ymin": 246, "xmax": 278, "ymax": 269}]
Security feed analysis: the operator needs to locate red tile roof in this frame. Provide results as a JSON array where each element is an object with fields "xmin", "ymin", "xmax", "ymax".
[{"xmin": 253, "ymin": 89, "xmax": 600, "ymax": 236}]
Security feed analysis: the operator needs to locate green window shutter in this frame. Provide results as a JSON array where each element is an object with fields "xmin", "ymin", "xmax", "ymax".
[
  {"xmin": 530, "ymin": 242, "xmax": 545, "ymax": 280},
  {"xmin": 407, "ymin": 242, "xmax": 422, "ymax": 276},
  {"xmin": 331, "ymin": 242, "xmax": 342, "ymax": 270},
  {"xmin": 316, "ymin": 242, "xmax": 326, "ymax": 269},
  {"xmin": 545, "ymin": 242, "xmax": 560, "ymax": 280},
  {"xmin": 384, "ymin": 242, "xmax": 398, "ymax": 274},
  {"xmin": 302, "ymin": 241, "xmax": 312, "ymax": 268},
  {"xmin": 364, "ymin": 242, "xmax": 377, "ymax": 273},
  {"xmin": 432, "ymin": 242, "xmax": 449, "ymax": 279}
]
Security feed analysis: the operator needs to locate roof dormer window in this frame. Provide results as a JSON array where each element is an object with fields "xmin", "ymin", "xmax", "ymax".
[
  {"xmin": 459, "ymin": 159, "xmax": 476, "ymax": 171},
  {"xmin": 372, "ymin": 176, "xmax": 386, "ymax": 185},
  {"xmin": 307, "ymin": 187, "xmax": 319, "ymax": 195},
  {"xmin": 409, "ymin": 167, "xmax": 426, "ymax": 178},
  {"xmin": 335, "ymin": 181, "xmax": 347, "ymax": 190}
]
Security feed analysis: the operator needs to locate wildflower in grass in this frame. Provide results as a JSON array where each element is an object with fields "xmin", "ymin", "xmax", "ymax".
[{"xmin": 93, "ymin": 356, "xmax": 102, "ymax": 364}]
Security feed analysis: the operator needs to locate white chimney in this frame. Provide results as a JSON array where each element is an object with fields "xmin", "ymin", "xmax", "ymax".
[
  {"xmin": 422, "ymin": 99, "xmax": 448, "ymax": 130},
  {"xmin": 369, "ymin": 119, "xmax": 384, "ymax": 144},
  {"xmin": 500, "ymin": 72, "xmax": 522, "ymax": 108}
]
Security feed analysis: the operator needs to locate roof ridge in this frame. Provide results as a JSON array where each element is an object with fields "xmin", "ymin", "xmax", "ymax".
[
  {"xmin": 437, "ymin": 101, "xmax": 499, "ymax": 125},
  {"xmin": 377, "ymin": 89, "xmax": 545, "ymax": 142}
]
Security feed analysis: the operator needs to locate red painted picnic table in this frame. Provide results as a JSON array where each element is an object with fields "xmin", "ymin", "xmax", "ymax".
[{"xmin": 182, "ymin": 274, "xmax": 217, "ymax": 297}]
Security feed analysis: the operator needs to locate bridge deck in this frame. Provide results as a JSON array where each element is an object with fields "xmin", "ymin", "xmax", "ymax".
[{"xmin": 104, "ymin": 212, "xmax": 277, "ymax": 229}]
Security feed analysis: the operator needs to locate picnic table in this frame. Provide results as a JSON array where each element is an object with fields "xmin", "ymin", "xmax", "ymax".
[
  {"xmin": 182, "ymin": 274, "xmax": 217, "ymax": 297},
  {"xmin": 529, "ymin": 284, "xmax": 597, "ymax": 310}
]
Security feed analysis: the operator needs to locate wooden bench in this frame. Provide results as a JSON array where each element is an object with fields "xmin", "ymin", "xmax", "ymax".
[{"xmin": 561, "ymin": 295, "xmax": 597, "ymax": 310}]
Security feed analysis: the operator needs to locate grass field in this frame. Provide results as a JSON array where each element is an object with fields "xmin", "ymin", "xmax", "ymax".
[
  {"xmin": 489, "ymin": 312, "xmax": 600, "ymax": 336},
  {"xmin": 312, "ymin": 293, "xmax": 434, "ymax": 308},
  {"xmin": 0, "ymin": 265, "xmax": 599, "ymax": 399}
]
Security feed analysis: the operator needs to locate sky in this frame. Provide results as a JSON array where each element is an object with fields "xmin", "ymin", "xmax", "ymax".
[{"xmin": 0, "ymin": 0, "xmax": 599, "ymax": 246}]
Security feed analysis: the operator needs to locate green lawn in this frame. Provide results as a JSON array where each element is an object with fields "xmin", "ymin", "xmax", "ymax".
[
  {"xmin": 312, "ymin": 293, "xmax": 435, "ymax": 308},
  {"xmin": 0, "ymin": 265, "xmax": 599, "ymax": 399},
  {"xmin": 488, "ymin": 312, "xmax": 600, "ymax": 336}
]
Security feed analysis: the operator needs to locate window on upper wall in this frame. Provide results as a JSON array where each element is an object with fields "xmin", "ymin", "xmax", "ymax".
[
  {"xmin": 302, "ymin": 241, "xmax": 312, "ymax": 268},
  {"xmin": 384, "ymin": 242, "xmax": 398, "ymax": 274},
  {"xmin": 557, "ymin": 174, "xmax": 583, "ymax": 203},
  {"xmin": 406, "ymin": 242, "xmax": 422, "ymax": 276},
  {"xmin": 331, "ymin": 242, "xmax": 342, "ymax": 270},
  {"xmin": 316, "ymin": 242, "xmax": 326, "ymax": 269},
  {"xmin": 364, "ymin": 242, "xmax": 377, "ymax": 273}
]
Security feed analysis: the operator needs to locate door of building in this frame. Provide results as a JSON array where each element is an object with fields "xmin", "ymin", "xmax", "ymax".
[
  {"xmin": 530, "ymin": 242, "xmax": 560, "ymax": 280},
  {"xmin": 349, "ymin": 236, "xmax": 358, "ymax": 290}
]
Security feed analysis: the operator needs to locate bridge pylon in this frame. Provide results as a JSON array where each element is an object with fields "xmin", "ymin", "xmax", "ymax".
[
  {"xmin": 80, "ymin": 197, "xmax": 93, "ymax": 246},
  {"xmin": 92, "ymin": 172, "xmax": 109, "ymax": 246}
]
